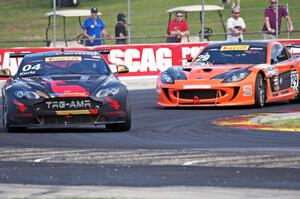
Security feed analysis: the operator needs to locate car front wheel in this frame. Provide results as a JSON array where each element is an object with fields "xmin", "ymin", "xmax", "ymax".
[{"xmin": 254, "ymin": 73, "xmax": 266, "ymax": 108}]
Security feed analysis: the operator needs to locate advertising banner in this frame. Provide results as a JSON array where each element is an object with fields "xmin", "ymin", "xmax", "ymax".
[
  {"xmin": 0, "ymin": 42, "xmax": 206, "ymax": 77},
  {"xmin": 1, "ymin": 40, "xmax": 300, "ymax": 77}
]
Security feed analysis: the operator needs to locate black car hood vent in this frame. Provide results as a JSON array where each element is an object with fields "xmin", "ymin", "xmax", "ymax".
[
  {"xmin": 203, "ymin": 68, "xmax": 213, "ymax": 72},
  {"xmin": 50, "ymin": 75, "xmax": 81, "ymax": 81},
  {"xmin": 88, "ymin": 75, "xmax": 101, "ymax": 81}
]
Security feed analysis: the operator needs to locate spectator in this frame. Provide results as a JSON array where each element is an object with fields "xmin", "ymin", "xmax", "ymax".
[
  {"xmin": 226, "ymin": 6, "xmax": 246, "ymax": 42},
  {"xmin": 82, "ymin": 7, "xmax": 112, "ymax": 46},
  {"xmin": 166, "ymin": 11, "xmax": 189, "ymax": 43},
  {"xmin": 221, "ymin": 0, "xmax": 240, "ymax": 8},
  {"xmin": 115, "ymin": 13, "xmax": 128, "ymax": 45},
  {"xmin": 262, "ymin": 0, "xmax": 293, "ymax": 40}
]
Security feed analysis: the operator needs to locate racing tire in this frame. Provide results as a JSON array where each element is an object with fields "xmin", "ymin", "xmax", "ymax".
[
  {"xmin": 254, "ymin": 73, "xmax": 266, "ymax": 108},
  {"xmin": 106, "ymin": 95, "xmax": 131, "ymax": 132}
]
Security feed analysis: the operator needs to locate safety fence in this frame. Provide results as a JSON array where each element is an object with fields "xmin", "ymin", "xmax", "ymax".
[{"xmin": 0, "ymin": 0, "xmax": 299, "ymax": 48}]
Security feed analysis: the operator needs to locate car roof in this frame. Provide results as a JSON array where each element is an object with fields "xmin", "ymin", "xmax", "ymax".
[
  {"xmin": 24, "ymin": 50, "xmax": 101, "ymax": 58},
  {"xmin": 206, "ymin": 41, "xmax": 274, "ymax": 48}
]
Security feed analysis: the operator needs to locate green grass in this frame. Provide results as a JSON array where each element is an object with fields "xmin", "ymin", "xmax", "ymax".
[
  {"xmin": 0, "ymin": 0, "xmax": 300, "ymax": 47},
  {"xmin": 262, "ymin": 118, "xmax": 300, "ymax": 127}
]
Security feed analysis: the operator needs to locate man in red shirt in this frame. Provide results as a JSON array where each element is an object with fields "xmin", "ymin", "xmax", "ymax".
[
  {"xmin": 262, "ymin": 0, "xmax": 293, "ymax": 39},
  {"xmin": 167, "ymin": 11, "xmax": 190, "ymax": 43}
]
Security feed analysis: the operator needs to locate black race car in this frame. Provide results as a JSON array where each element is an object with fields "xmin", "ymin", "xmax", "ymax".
[{"xmin": 0, "ymin": 50, "xmax": 131, "ymax": 132}]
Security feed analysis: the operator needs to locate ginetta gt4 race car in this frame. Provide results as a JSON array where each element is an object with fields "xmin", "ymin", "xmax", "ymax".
[
  {"xmin": 156, "ymin": 41, "xmax": 300, "ymax": 107},
  {"xmin": 0, "ymin": 50, "xmax": 131, "ymax": 132}
]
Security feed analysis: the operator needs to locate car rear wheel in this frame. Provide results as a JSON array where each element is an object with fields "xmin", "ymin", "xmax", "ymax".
[
  {"xmin": 106, "ymin": 95, "xmax": 131, "ymax": 132},
  {"xmin": 254, "ymin": 73, "xmax": 266, "ymax": 108}
]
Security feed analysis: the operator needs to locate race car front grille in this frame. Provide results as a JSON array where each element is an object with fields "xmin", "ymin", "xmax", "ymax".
[
  {"xmin": 39, "ymin": 115, "xmax": 99, "ymax": 125},
  {"xmin": 179, "ymin": 90, "xmax": 224, "ymax": 100}
]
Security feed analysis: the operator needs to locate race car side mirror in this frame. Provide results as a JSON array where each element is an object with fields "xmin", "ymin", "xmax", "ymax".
[
  {"xmin": 0, "ymin": 68, "xmax": 12, "ymax": 77},
  {"xmin": 116, "ymin": 64, "xmax": 129, "ymax": 74}
]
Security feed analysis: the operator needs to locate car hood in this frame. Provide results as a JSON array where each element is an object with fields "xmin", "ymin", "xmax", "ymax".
[
  {"xmin": 13, "ymin": 74, "xmax": 113, "ymax": 97},
  {"xmin": 185, "ymin": 64, "xmax": 251, "ymax": 79}
]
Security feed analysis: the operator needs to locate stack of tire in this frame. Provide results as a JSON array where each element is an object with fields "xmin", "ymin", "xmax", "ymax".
[{"xmin": 51, "ymin": 0, "xmax": 80, "ymax": 7}]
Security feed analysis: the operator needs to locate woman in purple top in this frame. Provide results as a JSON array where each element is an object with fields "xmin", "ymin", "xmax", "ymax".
[{"xmin": 262, "ymin": 0, "xmax": 293, "ymax": 40}]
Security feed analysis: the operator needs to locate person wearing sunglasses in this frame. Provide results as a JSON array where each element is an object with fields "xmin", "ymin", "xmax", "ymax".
[
  {"xmin": 262, "ymin": 0, "xmax": 293, "ymax": 40},
  {"xmin": 226, "ymin": 6, "xmax": 246, "ymax": 42},
  {"xmin": 82, "ymin": 7, "xmax": 113, "ymax": 46},
  {"xmin": 166, "ymin": 11, "xmax": 190, "ymax": 43}
]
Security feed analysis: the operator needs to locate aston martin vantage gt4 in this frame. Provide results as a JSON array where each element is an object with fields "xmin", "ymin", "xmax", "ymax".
[{"xmin": 1, "ymin": 50, "xmax": 131, "ymax": 132}]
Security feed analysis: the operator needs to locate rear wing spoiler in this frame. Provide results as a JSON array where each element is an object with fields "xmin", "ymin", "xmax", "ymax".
[{"xmin": 9, "ymin": 53, "xmax": 30, "ymax": 58}]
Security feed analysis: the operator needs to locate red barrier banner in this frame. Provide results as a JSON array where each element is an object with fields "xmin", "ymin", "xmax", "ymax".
[
  {"xmin": 1, "ymin": 39, "xmax": 300, "ymax": 77},
  {"xmin": 0, "ymin": 43, "xmax": 208, "ymax": 77}
]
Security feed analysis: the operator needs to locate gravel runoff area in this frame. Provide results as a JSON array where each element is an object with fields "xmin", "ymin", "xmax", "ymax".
[{"xmin": 0, "ymin": 184, "xmax": 300, "ymax": 199}]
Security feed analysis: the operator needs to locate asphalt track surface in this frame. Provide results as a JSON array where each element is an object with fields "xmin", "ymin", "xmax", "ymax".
[{"xmin": 1, "ymin": 89, "xmax": 300, "ymax": 198}]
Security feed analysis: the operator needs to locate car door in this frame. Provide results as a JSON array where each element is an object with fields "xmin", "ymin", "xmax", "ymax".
[{"xmin": 270, "ymin": 43, "xmax": 298, "ymax": 92}]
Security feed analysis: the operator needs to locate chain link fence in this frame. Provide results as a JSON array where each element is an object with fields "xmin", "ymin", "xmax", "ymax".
[{"xmin": 0, "ymin": 0, "xmax": 299, "ymax": 48}]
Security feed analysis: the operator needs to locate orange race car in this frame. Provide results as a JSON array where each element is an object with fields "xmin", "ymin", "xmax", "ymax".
[{"xmin": 156, "ymin": 41, "xmax": 300, "ymax": 107}]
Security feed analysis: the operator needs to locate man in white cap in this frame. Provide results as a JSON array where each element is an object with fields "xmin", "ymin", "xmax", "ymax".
[{"xmin": 226, "ymin": 6, "xmax": 246, "ymax": 42}]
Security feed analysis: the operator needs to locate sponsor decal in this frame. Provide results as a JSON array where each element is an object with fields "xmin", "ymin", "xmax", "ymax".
[
  {"xmin": 49, "ymin": 80, "xmax": 90, "ymax": 97},
  {"xmin": 243, "ymin": 85, "xmax": 252, "ymax": 96},
  {"xmin": 46, "ymin": 100, "xmax": 91, "ymax": 109},
  {"xmin": 291, "ymin": 70, "xmax": 299, "ymax": 91},
  {"xmin": 45, "ymin": 56, "xmax": 82, "ymax": 62},
  {"xmin": 56, "ymin": 92, "xmax": 89, "ymax": 97},
  {"xmin": 220, "ymin": 45, "xmax": 250, "ymax": 51},
  {"xmin": 56, "ymin": 110, "xmax": 95, "ymax": 115},
  {"xmin": 183, "ymin": 85, "xmax": 211, "ymax": 89},
  {"xmin": 263, "ymin": 65, "xmax": 278, "ymax": 77}
]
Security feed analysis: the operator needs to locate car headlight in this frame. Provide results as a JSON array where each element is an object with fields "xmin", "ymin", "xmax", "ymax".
[
  {"xmin": 14, "ymin": 90, "xmax": 40, "ymax": 99},
  {"xmin": 161, "ymin": 72, "xmax": 174, "ymax": 84},
  {"xmin": 96, "ymin": 87, "xmax": 120, "ymax": 97},
  {"xmin": 213, "ymin": 69, "xmax": 250, "ymax": 83}
]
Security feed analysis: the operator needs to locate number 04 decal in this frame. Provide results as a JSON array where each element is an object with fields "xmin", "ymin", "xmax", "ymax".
[
  {"xmin": 291, "ymin": 71, "xmax": 299, "ymax": 91},
  {"xmin": 22, "ymin": 64, "xmax": 41, "ymax": 72}
]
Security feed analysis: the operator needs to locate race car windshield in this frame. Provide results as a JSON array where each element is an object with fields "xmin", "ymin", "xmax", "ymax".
[
  {"xmin": 195, "ymin": 45, "xmax": 267, "ymax": 65},
  {"xmin": 16, "ymin": 55, "xmax": 111, "ymax": 77}
]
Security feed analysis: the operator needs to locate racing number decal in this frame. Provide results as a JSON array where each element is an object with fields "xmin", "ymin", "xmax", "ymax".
[
  {"xmin": 291, "ymin": 71, "xmax": 299, "ymax": 91},
  {"xmin": 19, "ymin": 64, "xmax": 41, "ymax": 76},
  {"xmin": 22, "ymin": 64, "xmax": 41, "ymax": 72},
  {"xmin": 196, "ymin": 53, "xmax": 210, "ymax": 62}
]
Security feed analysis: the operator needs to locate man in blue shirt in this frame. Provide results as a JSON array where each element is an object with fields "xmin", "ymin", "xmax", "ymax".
[{"xmin": 82, "ymin": 7, "xmax": 111, "ymax": 46}]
